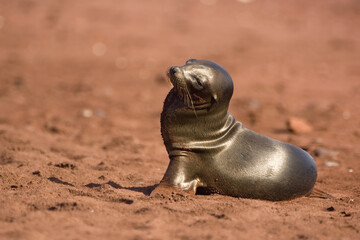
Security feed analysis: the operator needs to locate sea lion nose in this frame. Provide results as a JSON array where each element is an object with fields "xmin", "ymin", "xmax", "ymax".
[{"xmin": 169, "ymin": 66, "xmax": 180, "ymax": 76}]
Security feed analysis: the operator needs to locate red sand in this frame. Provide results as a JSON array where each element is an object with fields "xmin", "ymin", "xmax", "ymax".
[{"xmin": 0, "ymin": 0, "xmax": 359, "ymax": 239}]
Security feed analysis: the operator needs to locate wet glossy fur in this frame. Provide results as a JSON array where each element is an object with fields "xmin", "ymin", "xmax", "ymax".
[{"xmin": 155, "ymin": 59, "xmax": 317, "ymax": 201}]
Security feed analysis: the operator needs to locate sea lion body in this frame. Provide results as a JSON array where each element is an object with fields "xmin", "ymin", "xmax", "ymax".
[{"xmin": 155, "ymin": 59, "xmax": 317, "ymax": 201}]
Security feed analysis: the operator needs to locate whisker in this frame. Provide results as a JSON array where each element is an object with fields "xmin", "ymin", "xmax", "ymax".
[
  {"xmin": 173, "ymin": 78, "xmax": 198, "ymax": 118},
  {"xmin": 184, "ymin": 85, "xmax": 198, "ymax": 118}
]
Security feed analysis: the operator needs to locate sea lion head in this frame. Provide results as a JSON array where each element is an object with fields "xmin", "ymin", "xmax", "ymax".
[{"xmin": 167, "ymin": 59, "xmax": 234, "ymax": 110}]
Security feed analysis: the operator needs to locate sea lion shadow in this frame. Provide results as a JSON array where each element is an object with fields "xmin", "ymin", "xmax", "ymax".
[
  {"xmin": 105, "ymin": 181, "xmax": 211, "ymax": 196},
  {"xmin": 101, "ymin": 181, "xmax": 158, "ymax": 196},
  {"xmin": 48, "ymin": 177, "xmax": 157, "ymax": 196}
]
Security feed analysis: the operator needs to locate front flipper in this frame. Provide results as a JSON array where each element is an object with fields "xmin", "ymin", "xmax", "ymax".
[{"xmin": 151, "ymin": 155, "xmax": 203, "ymax": 197}]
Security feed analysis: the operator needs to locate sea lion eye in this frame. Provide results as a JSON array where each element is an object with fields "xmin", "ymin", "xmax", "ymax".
[{"xmin": 193, "ymin": 76, "xmax": 203, "ymax": 88}]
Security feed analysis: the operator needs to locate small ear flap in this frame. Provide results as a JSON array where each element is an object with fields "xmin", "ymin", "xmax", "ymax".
[
  {"xmin": 186, "ymin": 58, "xmax": 197, "ymax": 64},
  {"xmin": 207, "ymin": 94, "xmax": 218, "ymax": 111},
  {"xmin": 212, "ymin": 94, "xmax": 218, "ymax": 103}
]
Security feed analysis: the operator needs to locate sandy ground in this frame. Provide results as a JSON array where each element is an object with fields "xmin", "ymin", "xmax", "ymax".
[{"xmin": 0, "ymin": 0, "xmax": 359, "ymax": 239}]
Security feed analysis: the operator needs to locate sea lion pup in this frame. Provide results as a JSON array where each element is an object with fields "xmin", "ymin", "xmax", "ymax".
[{"xmin": 152, "ymin": 59, "xmax": 317, "ymax": 201}]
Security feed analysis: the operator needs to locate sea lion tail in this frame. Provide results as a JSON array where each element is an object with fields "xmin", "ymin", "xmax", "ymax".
[{"xmin": 306, "ymin": 187, "xmax": 335, "ymax": 199}]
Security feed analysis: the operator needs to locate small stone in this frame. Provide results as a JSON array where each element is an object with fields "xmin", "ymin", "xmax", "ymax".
[
  {"xmin": 286, "ymin": 117, "xmax": 313, "ymax": 134},
  {"xmin": 95, "ymin": 109, "xmax": 107, "ymax": 118},
  {"xmin": 348, "ymin": 168, "xmax": 354, "ymax": 173},
  {"xmin": 32, "ymin": 171, "xmax": 41, "ymax": 176},
  {"xmin": 313, "ymin": 147, "xmax": 339, "ymax": 157},
  {"xmin": 135, "ymin": 181, "xmax": 144, "ymax": 185},
  {"xmin": 340, "ymin": 211, "xmax": 351, "ymax": 217},
  {"xmin": 325, "ymin": 161, "xmax": 339, "ymax": 167},
  {"xmin": 248, "ymin": 98, "xmax": 261, "ymax": 111},
  {"xmin": 326, "ymin": 206, "xmax": 335, "ymax": 211},
  {"xmin": 81, "ymin": 109, "xmax": 93, "ymax": 118}
]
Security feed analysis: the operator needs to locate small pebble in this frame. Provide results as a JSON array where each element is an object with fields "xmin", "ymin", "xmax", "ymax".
[
  {"xmin": 81, "ymin": 109, "xmax": 93, "ymax": 118},
  {"xmin": 95, "ymin": 109, "xmax": 107, "ymax": 118},
  {"xmin": 135, "ymin": 181, "xmax": 144, "ymax": 185},
  {"xmin": 340, "ymin": 211, "xmax": 351, "ymax": 217},
  {"xmin": 32, "ymin": 171, "xmax": 41, "ymax": 176},
  {"xmin": 325, "ymin": 161, "xmax": 339, "ymax": 167},
  {"xmin": 326, "ymin": 206, "xmax": 335, "ymax": 211},
  {"xmin": 286, "ymin": 117, "xmax": 313, "ymax": 134},
  {"xmin": 348, "ymin": 168, "xmax": 353, "ymax": 173},
  {"xmin": 313, "ymin": 147, "xmax": 339, "ymax": 157},
  {"xmin": 248, "ymin": 98, "xmax": 261, "ymax": 111}
]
